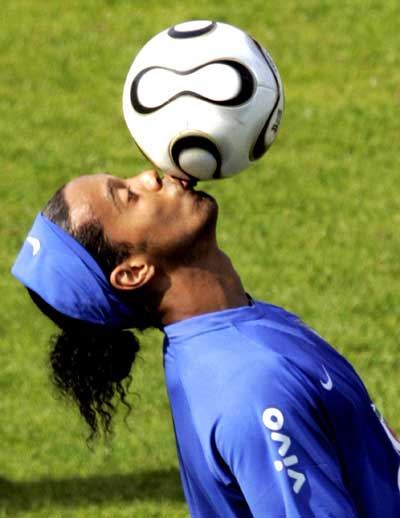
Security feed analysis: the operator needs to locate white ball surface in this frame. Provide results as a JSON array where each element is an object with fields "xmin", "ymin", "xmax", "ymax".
[{"xmin": 123, "ymin": 20, "xmax": 284, "ymax": 181}]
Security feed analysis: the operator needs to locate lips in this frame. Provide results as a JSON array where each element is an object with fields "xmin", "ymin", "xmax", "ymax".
[
  {"xmin": 164, "ymin": 174, "xmax": 197, "ymax": 191},
  {"xmin": 178, "ymin": 177, "xmax": 197, "ymax": 190}
]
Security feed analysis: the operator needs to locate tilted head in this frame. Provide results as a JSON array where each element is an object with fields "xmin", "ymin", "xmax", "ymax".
[
  {"xmin": 13, "ymin": 169, "xmax": 218, "ymax": 329},
  {"xmin": 11, "ymin": 170, "xmax": 218, "ymax": 439}
]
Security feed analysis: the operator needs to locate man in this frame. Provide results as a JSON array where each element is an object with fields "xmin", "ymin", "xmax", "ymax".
[{"xmin": 12, "ymin": 170, "xmax": 400, "ymax": 517}]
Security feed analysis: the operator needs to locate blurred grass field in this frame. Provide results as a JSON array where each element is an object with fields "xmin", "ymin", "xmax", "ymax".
[{"xmin": 0, "ymin": 0, "xmax": 399, "ymax": 516}]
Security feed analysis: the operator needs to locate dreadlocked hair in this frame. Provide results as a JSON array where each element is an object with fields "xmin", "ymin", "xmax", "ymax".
[
  {"xmin": 27, "ymin": 184, "xmax": 155, "ymax": 441},
  {"xmin": 51, "ymin": 326, "xmax": 138, "ymax": 441},
  {"xmin": 29, "ymin": 289, "xmax": 139, "ymax": 441}
]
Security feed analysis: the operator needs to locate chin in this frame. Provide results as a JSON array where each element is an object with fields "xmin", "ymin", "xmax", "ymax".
[
  {"xmin": 197, "ymin": 196, "xmax": 218, "ymax": 242},
  {"xmin": 197, "ymin": 188, "xmax": 218, "ymax": 218},
  {"xmin": 194, "ymin": 188, "xmax": 218, "ymax": 212},
  {"xmin": 166, "ymin": 201, "xmax": 218, "ymax": 266},
  {"xmin": 196, "ymin": 188, "xmax": 216, "ymax": 201}
]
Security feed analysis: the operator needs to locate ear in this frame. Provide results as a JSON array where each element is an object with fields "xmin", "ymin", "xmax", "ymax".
[{"xmin": 109, "ymin": 256, "xmax": 155, "ymax": 291}]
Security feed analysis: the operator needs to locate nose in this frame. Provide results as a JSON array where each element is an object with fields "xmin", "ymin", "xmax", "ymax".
[{"xmin": 128, "ymin": 170, "xmax": 162, "ymax": 192}]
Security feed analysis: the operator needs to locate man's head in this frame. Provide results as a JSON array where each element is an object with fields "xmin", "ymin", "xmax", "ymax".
[
  {"xmin": 61, "ymin": 170, "xmax": 218, "ymax": 292},
  {"xmin": 15, "ymin": 169, "xmax": 221, "ymax": 438},
  {"xmin": 12, "ymin": 169, "xmax": 218, "ymax": 332},
  {"xmin": 34, "ymin": 169, "xmax": 218, "ymax": 329}
]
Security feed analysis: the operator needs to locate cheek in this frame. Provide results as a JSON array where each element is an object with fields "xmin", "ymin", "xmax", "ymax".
[
  {"xmin": 145, "ymin": 200, "xmax": 183, "ymax": 227},
  {"xmin": 109, "ymin": 198, "xmax": 196, "ymax": 244},
  {"xmin": 104, "ymin": 213, "xmax": 144, "ymax": 244}
]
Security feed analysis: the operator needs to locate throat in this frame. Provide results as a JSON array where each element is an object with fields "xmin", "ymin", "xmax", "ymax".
[{"xmin": 159, "ymin": 250, "xmax": 248, "ymax": 325}]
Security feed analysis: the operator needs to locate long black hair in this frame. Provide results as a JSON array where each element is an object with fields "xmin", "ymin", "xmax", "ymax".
[{"xmin": 29, "ymin": 185, "xmax": 156, "ymax": 440}]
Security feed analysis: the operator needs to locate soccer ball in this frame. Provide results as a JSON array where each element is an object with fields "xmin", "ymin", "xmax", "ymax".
[{"xmin": 122, "ymin": 20, "xmax": 284, "ymax": 181}]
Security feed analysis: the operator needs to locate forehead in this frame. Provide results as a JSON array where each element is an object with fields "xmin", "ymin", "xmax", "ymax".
[{"xmin": 63, "ymin": 173, "xmax": 111, "ymax": 229}]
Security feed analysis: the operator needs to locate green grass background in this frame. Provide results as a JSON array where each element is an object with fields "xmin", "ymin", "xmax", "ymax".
[{"xmin": 1, "ymin": 0, "xmax": 399, "ymax": 516}]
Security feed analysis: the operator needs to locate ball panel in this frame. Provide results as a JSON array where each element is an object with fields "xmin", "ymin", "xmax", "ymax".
[
  {"xmin": 182, "ymin": 62, "xmax": 242, "ymax": 102},
  {"xmin": 263, "ymin": 97, "xmax": 284, "ymax": 151},
  {"xmin": 136, "ymin": 68, "xmax": 181, "ymax": 109},
  {"xmin": 249, "ymin": 40, "xmax": 284, "ymax": 161},
  {"xmin": 178, "ymin": 149, "xmax": 218, "ymax": 180},
  {"xmin": 170, "ymin": 134, "xmax": 222, "ymax": 180},
  {"xmin": 129, "ymin": 60, "xmax": 255, "ymax": 116},
  {"xmin": 168, "ymin": 20, "xmax": 216, "ymax": 39}
]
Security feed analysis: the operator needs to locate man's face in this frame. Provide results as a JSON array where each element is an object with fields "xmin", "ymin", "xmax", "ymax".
[{"xmin": 64, "ymin": 170, "xmax": 218, "ymax": 262}]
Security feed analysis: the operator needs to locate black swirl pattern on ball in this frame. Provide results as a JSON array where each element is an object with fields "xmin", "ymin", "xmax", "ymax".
[
  {"xmin": 250, "ymin": 39, "xmax": 282, "ymax": 161},
  {"xmin": 171, "ymin": 136, "xmax": 222, "ymax": 179},
  {"xmin": 130, "ymin": 60, "xmax": 254, "ymax": 115},
  {"xmin": 168, "ymin": 22, "xmax": 216, "ymax": 39}
]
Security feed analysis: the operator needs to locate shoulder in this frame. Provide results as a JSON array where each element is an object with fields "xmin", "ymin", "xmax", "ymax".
[
  {"xmin": 215, "ymin": 354, "xmax": 321, "ymax": 453},
  {"xmin": 168, "ymin": 315, "xmax": 323, "ymax": 413}
]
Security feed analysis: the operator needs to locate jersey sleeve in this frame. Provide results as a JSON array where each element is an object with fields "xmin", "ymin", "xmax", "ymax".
[{"xmin": 213, "ymin": 357, "xmax": 357, "ymax": 517}]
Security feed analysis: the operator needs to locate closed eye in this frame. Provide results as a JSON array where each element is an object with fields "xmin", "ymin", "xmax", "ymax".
[{"xmin": 127, "ymin": 188, "xmax": 139, "ymax": 203}]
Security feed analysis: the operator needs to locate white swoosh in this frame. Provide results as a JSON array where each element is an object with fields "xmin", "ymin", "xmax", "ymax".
[
  {"xmin": 397, "ymin": 465, "xmax": 400, "ymax": 492},
  {"xmin": 320, "ymin": 365, "xmax": 333, "ymax": 391},
  {"xmin": 27, "ymin": 236, "xmax": 41, "ymax": 256}
]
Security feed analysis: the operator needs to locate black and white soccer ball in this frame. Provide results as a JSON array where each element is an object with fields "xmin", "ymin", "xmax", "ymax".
[{"xmin": 122, "ymin": 20, "xmax": 284, "ymax": 181}]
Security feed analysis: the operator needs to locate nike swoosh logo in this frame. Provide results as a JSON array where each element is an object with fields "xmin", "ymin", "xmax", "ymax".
[
  {"xmin": 27, "ymin": 236, "xmax": 41, "ymax": 256},
  {"xmin": 397, "ymin": 465, "xmax": 400, "ymax": 492},
  {"xmin": 320, "ymin": 365, "xmax": 333, "ymax": 391}
]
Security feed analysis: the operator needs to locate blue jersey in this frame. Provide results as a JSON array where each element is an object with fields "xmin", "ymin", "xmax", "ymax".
[{"xmin": 163, "ymin": 300, "xmax": 400, "ymax": 517}]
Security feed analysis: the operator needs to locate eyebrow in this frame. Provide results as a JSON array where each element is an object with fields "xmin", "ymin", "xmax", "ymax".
[{"xmin": 106, "ymin": 178, "xmax": 124, "ymax": 213}]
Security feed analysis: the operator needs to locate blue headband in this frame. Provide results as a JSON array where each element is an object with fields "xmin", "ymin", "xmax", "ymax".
[{"xmin": 11, "ymin": 212, "xmax": 134, "ymax": 328}]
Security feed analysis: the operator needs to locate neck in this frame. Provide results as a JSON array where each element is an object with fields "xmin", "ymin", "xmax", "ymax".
[{"xmin": 157, "ymin": 247, "xmax": 248, "ymax": 325}]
